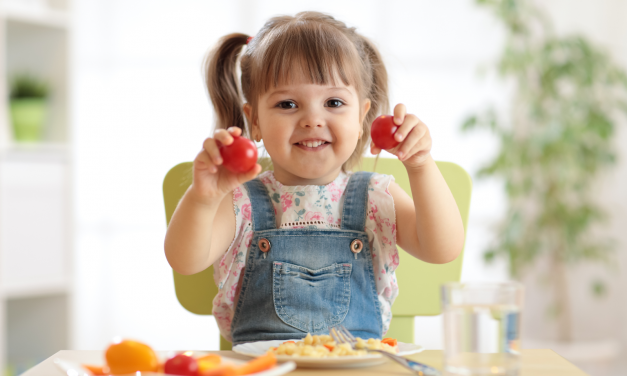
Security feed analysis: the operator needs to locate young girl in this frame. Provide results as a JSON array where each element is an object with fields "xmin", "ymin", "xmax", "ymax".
[{"xmin": 165, "ymin": 11, "xmax": 464, "ymax": 345}]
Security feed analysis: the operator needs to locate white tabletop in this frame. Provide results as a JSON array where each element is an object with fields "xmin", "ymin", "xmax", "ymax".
[{"xmin": 24, "ymin": 349, "xmax": 590, "ymax": 376}]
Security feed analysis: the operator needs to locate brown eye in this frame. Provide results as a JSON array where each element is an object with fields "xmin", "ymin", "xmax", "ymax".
[
  {"xmin": 326, "ymin": 99, "xmax": 344, "ymax": 108},
  {"xmin": 278, "ymin": 101, "xmax": 296, "ymax": 109}
]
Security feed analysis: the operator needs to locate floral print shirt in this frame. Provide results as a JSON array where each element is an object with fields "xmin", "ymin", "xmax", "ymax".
[{"xmin": 212, "ymin": 170, "xmax": 399, "ymax": 342}]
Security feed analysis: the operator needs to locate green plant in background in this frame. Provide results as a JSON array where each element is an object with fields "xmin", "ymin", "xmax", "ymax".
[
  {"xmin": 9, "ymin": 74, "xmax": 50, "ymax": 142},
  {"xmin": 10, "ymin": 74, "xmax": 49, "ymax": 99},
  {"xmin": 462, "ymin": 0, "xmax": 627, "ymax": 341}
]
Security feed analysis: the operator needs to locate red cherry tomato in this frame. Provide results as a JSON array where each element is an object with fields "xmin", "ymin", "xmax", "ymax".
[
  {"xmin": 370, "ymin": 115, "xmax": 400, "ymax": 150},
  {"xmin": 164, "ymin": 353, "xmax": 199, "ymax": 376},
  {"xmin": 219, "ymin": 134, "xmax": 258, "ymax": 173}
]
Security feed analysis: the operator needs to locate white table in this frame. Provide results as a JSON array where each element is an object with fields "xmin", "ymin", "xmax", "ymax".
[{"xmin": 23, "ymin": 349, "xmax": 589, "ymax": 375}]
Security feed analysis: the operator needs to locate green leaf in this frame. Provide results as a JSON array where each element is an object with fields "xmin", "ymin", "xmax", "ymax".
[
  {"xmin": 592, "ymin": 280, "xmax": 607, "ymax": 298},
  {"xmin": 10, "ymin": 74, "xmax": 49, "ymax": 99},
  {"xmin": 461, "ymin": 115, "xmax": 478, "ymax": 131}
]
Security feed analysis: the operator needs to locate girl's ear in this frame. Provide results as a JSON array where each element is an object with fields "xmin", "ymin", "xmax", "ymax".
[
  {"xmin": 361, "ymin": 99, "xmax": 372, "ymax": 123},
  {"xmin": 243, "ymin": 103, "xmax": 261, "ymax": 141},
  {"xmin": 243, "ymin": 103, "xmax": 253, "ymax": 123}
]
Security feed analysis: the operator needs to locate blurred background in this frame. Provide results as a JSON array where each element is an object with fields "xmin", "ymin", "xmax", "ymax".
[{"xmin": 0, "ymin": 0, "xmax": 625, "ymax": 375}]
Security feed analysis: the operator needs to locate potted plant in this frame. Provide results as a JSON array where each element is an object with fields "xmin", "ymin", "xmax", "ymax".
[
  {"xmin": 9, "ymin": 74, "xmax": 49, "ymax": 142},
  {"xmin": 462, "ymin": 0, "xmax": 627, "ymax": 366}
]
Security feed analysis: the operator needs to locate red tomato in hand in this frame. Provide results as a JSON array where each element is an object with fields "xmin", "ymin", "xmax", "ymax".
[
  {"xmin": 164, "ymin": 353, "xmax": 199, "ymax": 376},
  {"xmin": 219, "ymin": 134, "xmax": 258, "ymax": 173},
  {"xmin": 370, "ymin": 115, "xmax": 400, "ymax": 150}
]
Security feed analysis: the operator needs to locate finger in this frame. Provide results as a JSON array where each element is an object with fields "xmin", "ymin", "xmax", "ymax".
[
  {"xmin": 402, "ymin": 131, "xmax": 432, "ymax": 162},
  {"xmin": 402, "ymin": 144, "xmax": 425, "ymax": 162},
  {"xmin": 237, "ymin": 163, "xmax": 263, "ymax": 184},
  {"xmin": 227, "ymin": 126, "xmax": 242, "ymax": 137},
  {"xmin": 393, "ymin": 103, "xmax": 406, "ymax": 125},
  {"xmin": 214, "ymin": 128, "xmax": 234, "ymax": 146},
  {"xmin": 202, "ymin": 138, "xmax": 223, "ymax": 166},
  {"xmin": 394, "ymin": 114, "xmax": 420, "ymax": 143},
  {"xmin": 370, "ymin": 142, "xmax": 382, "ymax": 155},
  {"xmin": 398, "ymin": 125, "xmax": 428, "ymax": 160},
  {"xmin": 194, "ymin": 148, "xmax": 218, "ymax": 173}
]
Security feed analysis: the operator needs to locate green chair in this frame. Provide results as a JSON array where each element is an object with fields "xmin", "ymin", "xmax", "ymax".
[{"xmin": 163, "ymin": 157, "xmax": 472, "ymax": 350}]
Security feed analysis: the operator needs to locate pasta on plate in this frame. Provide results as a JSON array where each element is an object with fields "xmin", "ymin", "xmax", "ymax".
[{"xmin": 269, "ymin": 333, "xmax": 398, "ymax": 358}]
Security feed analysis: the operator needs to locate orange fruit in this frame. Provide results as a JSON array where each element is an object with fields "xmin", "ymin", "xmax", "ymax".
[
  {"xmin": 105, "ymin": 339, "xmax": 159, "ymax": 375},
  {"xmin": 197, "ymin": 354, "xmax": 222, "ymax": 373},
  {"xmin": 82, "ymin": 364, "xmax": 109, "ymax": 375}
]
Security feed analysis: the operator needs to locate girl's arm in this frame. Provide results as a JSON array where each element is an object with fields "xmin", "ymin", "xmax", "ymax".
[
  {"xmin": 165, "ymin": 127, "xmax": 261, "ymax": 275},
  {"xmin": 165, "ymin": 190, "xmax": 235, "ymax": 275},
  {"xmin": 371, "ymin": 104, "xmax": 464, "ymax": 264},
  {"xmin": 388, "ymin": 157, "xmax": 464, "ymax": 263}
]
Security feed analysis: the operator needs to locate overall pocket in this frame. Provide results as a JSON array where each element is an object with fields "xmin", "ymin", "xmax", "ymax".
[{"xmin": 272, "ymin": 261, "xmax": 352, "ymax": 333}]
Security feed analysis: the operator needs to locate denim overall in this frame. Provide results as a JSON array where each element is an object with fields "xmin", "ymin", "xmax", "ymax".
[{"xmin": 230, "ymin": 172, "xmax": 383, "ymax": 345}]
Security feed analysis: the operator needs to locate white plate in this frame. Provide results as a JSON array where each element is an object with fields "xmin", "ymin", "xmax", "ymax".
[
  {"xmin": 233, "ymin": 340, "xmax": 424, "ymax": 368},
  {"xmin": 54, "ymin": 354, "xmax": 296, "ymax": 376}
]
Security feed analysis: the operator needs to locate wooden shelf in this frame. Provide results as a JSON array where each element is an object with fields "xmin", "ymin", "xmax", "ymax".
[
  {"xmin": 1, "ymin": 4, "xmax": 70, "ymax": 29},
  {"xmin": 1, "ymin": 279, "xmax": 69, "ymax": 300},
  {"xmin": 0, "ymin": 143, "xmax": 70, "ymax": 162}
]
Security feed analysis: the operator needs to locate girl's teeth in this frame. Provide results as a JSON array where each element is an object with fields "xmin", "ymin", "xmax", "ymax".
[{"xmin": 301, "ymin": 141, "xmax": 323, "ymax": 147}]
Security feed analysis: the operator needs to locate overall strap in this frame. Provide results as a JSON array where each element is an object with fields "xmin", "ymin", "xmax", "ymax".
[
  {"xmin": 341, "ymin": 171, "xmax": 374, "ymax": 232},
  {"xmin": 243, "ymin": 179, "xmax": 277, "ymax": 231}
]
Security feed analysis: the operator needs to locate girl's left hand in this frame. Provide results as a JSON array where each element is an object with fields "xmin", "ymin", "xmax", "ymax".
[{"xmin": 370, "ymin": 103, "xmax": 432, "ymax": 169}]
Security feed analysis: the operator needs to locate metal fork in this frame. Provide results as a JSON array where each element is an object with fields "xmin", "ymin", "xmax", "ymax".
[{"xmin": 330, "ymin": 326, "xmax": 441, "ymax": 376}]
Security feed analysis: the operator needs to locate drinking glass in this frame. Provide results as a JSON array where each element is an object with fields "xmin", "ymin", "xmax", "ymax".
[{"xmin": 441, "ymin": 282, "xmax": 524, "ymax": 376}]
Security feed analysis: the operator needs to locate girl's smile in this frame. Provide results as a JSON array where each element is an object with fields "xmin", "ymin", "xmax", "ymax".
[{"xmin": 294, "ymin": 139, "xmax": 331, "ymax": 151}]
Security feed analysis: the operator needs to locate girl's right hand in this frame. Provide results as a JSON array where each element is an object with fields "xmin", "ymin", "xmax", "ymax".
[{"xmin": 190, "ymin": 127, "xmax": 262, "ymax": 204}]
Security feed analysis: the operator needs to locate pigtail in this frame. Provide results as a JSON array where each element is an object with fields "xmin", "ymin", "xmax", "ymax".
[
  {"xmin": 363, "ymin": 37, "xmax": 390, "ymax": 173},
  {"xmin": 204, "ymin": 33, "xmax": 249, "ymax": 135},
  {"xmin": 360, "ymin": 36, "xmax": 389, "ymax": 128},
  {"xmin": 346, "ymin": 35, "xmax": 390, "ymax": 172}
]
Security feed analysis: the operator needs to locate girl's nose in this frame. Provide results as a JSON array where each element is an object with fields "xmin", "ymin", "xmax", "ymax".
[{"xmin": 299, "ymin": 108, "xmax": 325, "ymax": 128}]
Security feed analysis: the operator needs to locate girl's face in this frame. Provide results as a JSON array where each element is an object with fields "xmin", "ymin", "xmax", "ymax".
[{"xmin": 246, "ymin": 71, "xmax": 370, "ymax": 186}]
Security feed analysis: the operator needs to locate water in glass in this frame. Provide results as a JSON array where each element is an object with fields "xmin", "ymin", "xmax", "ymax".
[{"xmin": 442, "ymin": 283, "xmax": 523, "ymax": 376}]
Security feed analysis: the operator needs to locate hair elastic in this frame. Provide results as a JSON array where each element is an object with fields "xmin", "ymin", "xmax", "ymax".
[{"xmin": 246, "ymin": 36, "xmax": 254, "ymax": 44}]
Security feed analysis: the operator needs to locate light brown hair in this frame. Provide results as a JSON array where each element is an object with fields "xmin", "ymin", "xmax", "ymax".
[{"xmin": 204, "ymin": 11, "xmax": 389, "ymax": 171}]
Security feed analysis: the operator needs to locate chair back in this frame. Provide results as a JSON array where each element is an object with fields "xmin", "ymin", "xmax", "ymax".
[
  {"xmin": 356, "ymin": 158, "xmax": 472, "ymax": 342},
  {"xmin": 163, "ymin": 157, "xmax": 472, "ymax": 347}
]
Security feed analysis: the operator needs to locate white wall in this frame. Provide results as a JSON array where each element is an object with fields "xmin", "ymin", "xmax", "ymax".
[
  {"xmin": 524, "ymin": 0, "xmax": 627, "ymax": 351},
  {"xmin": 72, "ymin": 0, "xmax": 242, "ymax": 351},
  {"xmin": 71, "ymin": 0, "xmax": 627, "ymax": 356}
]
